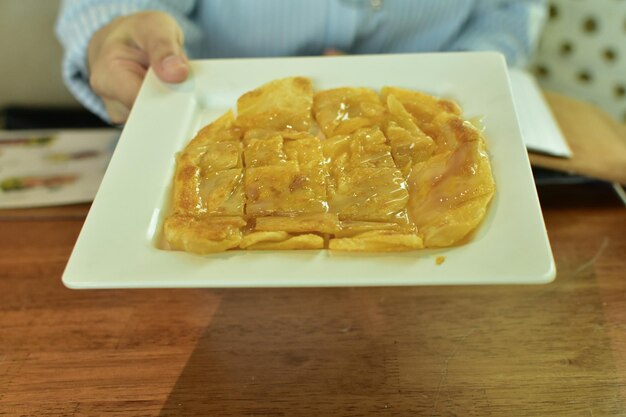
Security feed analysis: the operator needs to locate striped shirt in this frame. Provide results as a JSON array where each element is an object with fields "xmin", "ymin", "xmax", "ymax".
[{"xmin": 56, "ymin": 0, "xmax": 546, "ymax": 121}]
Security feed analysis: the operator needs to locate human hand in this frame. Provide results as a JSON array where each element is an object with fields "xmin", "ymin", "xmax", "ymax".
[{"xmin": 87, "ymin": 11, "xmax": 189, "ymax": 124}]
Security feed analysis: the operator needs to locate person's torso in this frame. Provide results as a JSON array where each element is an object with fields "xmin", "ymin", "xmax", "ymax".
[{"xmin": 194, "ymin": 0, "xmax": 476, "ymax": 57}]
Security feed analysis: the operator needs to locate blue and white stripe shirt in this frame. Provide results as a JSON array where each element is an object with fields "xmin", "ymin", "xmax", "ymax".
[{"xmin": 56, "ymin": 0, "xmax": 546, "ymax": 121}]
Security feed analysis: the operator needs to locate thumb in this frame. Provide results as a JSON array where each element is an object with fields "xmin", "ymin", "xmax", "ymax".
[
  {"xmin": 156, "ymin": 53, "xmax": 189, "ymax": 83},
  {"xmin": 135, "ymin": 13, "xmax": 189, "ymax": 83}
]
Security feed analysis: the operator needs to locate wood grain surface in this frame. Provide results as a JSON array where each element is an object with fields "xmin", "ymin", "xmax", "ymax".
[
  {"xmin": 529, "ymin": 92, "xmax": 626, "ymax": 184},
  {"xmin": 0, "ymin": 182, "xmax": 625, "ymax": 417}
]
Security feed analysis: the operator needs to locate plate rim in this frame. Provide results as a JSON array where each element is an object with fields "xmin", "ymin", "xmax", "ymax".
[{"xmin": 62, "ymin": 52, "xmax": 556, "ymax": 288}]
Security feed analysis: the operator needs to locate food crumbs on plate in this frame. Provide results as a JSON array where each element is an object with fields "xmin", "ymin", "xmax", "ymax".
[{"xmin": 435, "ymin": 256, "xmax": 446, "ymax": 265}]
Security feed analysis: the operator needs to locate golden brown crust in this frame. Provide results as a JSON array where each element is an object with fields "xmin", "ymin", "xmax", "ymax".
[
  {"xmin": 164, "ymin": 78, "xmax": 495, "ymax": 253},
  {"xmin": 313, "ymin": 87, "xmax": 386, "ymax": 137},
  {"xmin": 164, "ymin": 214, "xmax": 244, "ymax": 253},
  {"xmin": 236, "ymin": 77, "xmax": 313, "ymax": 132},
  {"xmin": 329, "ymin": 231, "xmax": 424, "ymax": 252}
]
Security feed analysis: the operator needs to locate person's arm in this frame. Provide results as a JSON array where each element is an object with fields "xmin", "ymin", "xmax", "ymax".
[
  {"xmin": 55, "ymin": 0, "xmax": 203, "ymax": 123},
  {"xmin": 447, "ymin": 0, "xmax": 546, "ymax": 67}
]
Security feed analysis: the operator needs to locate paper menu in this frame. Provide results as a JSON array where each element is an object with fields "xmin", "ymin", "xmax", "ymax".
[
  {"xmin": 508, "ymin": 68, "xmax": 573, "ymax": 158},
  {"xmin": 0, "ymin": 129, "xmax": 119, "ymax": 209}
]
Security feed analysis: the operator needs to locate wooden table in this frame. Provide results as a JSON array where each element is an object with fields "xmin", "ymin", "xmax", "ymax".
[{"xmin": 1, "ymin": 118, "xmax": 626, "ymax": 416}]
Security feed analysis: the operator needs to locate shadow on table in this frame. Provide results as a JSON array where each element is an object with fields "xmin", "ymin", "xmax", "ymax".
[
  {"xmin": 158, "ymin": 288, "xmax": 404, "ymax": 416},
  {"xmin": 157, "ymin": 278, "xmax": 624, "ymax": 416}
]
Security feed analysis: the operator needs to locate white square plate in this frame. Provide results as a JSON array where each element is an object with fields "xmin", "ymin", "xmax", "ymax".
[{"xmin": 63, "ymin": 53, "xmax": 555, "ymax": 288}]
